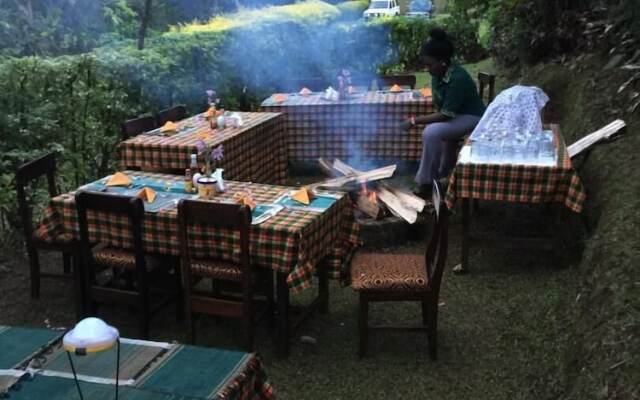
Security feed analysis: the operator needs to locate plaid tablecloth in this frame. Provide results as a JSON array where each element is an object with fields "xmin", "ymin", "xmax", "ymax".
[
  {"xmin": 445, "ymin": 125, "xmax": 586, "ymax": 212},
  {"xmin": 261, "ymin": 91, "xmax": 433, "ymax": 162},
  {"xmin": 0, "ymin": 325, "xmax": 274, "ymax": 400},
  {"xmin": 37, "ymin": 171, "xmax": 359, "ymax": 292},
  {"xmin": 118, "ymin": 112, "xmax": 287, "ymax": 185}
]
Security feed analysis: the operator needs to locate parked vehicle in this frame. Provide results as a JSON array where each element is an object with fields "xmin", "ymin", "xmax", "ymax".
[
  {"xmin": 406, "ymin": 0, "xmax": 433, "ymax": 18},
  {"xmin": 363, "ymin": 0, "xmax": 400, "ymax": 21}
]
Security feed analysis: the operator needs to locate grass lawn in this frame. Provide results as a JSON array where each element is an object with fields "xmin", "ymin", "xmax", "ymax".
[{"xmin": 414, "ymin": 57, "xmax": 496, "ymax": 88}]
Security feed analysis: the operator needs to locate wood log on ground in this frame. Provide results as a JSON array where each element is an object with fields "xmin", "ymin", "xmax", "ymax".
[{"xmin": 567, "ymin": 119, "xmax": 626, "ymax": 158}]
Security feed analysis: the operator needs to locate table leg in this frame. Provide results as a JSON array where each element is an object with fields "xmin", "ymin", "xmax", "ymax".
[
  {"xmin": 276, "ymin": 272, "xmax": 290, "ymax": 358},
  {"xmin": 461, "ymin": 198, "xmax": 470, "ymax": 272},
  {"xmin": 318, "ymin": 260, "xmax": 329, "ymax": 314}
]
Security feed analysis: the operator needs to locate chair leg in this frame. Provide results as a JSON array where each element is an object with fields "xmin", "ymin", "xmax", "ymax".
[
  {"xmin": 72, "ymin": 255, "xmax": 85, "ymax": 320},
  {"xmin": 358, "ymin": 295, "xmax": 369, "ymax": 358},
  {"xmin": 243, "ymin": 283, "xmax": 254, "ymax": 352},
  {"xmin": 139, "ymin": 292, "xmax": 150, "ymax": 339},
  {"xmin": 427, "ymin": 302, "xmax": 438, "ymax": 360},
  {"xmin": 175, "ymin": 266, "xmax": 184, "ymax": 322},
  {"xmin": 63, "ymin": 252, "xmax": 72, "ymax": 275},
  {"xmin": 27, "ymin": 248, "xmax": 41, "ymax": 299},
  {"xmin": 421, "ymin": 299, "xmax": 428, "ymax": 326}
]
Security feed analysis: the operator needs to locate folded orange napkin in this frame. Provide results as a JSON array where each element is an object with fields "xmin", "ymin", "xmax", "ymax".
[
  {"xmin": 389, "ymin": 84, "xmax": 403, "ymax": 93},
  {"xmin": 196, "ymin": 131, "xmax": 210, "ymax": 139},
  {"xmin": 137, "ymin": 187, "xmax": 157, "ymax": 203},
  {"xmin": 160, "ymin": 121, "xmax": 178, "ymax": 133},
  {"xmin": 233, "ymin": 191, "xmax": 256, "ymax": 210},
  {"xmin": 272, "ymin": 93, "xmax": 288, "ymax": 103},
  {"xmin": 291, "ymin": 187, "xmax": 316, "ymax": 205},
  {"xmin": 299, "ymin": 87, "xmax": 312, "ymax": 96},
  {"xmin": 420, "ymin": 87, "xmax": 432, "ymax": 97},
  {"xmin": 106, "ymin": 172, "xmax": 132, "ymax": 187},
  {"xmin": 203, "ymin": 107, "xmax": 215, "ymax": 119}
]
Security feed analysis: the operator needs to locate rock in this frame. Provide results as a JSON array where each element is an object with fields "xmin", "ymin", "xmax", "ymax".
[
  {"xmin": 300, "ymin": 335, "xmax": 317, "ymax": 345},
  {"xmin": 604, "ymin": 54, "xmax": 625, "ymax": 70}
]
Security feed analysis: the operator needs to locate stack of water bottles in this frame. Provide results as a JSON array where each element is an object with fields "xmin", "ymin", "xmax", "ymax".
[
  {"xmin": 468, "ymin": 85, "xmax": 556, "ymax": 166},
  {"xmin": 470, "ymin": 127, "xmax": 556, "ymax": 165}
]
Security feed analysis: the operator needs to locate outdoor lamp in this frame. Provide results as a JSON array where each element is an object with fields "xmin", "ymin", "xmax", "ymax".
[{"xmin": 62, "ymin": 317, "xmax": 120, "ymax": 400}]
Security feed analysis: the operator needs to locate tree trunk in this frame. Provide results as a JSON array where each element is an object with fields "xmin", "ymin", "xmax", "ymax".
[{"xmin": 137, "ymin": 0, "xmax": 153, "ymax": 50}]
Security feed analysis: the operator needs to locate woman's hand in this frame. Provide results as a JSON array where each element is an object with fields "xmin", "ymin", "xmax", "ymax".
[{"xmin": 399, "ymin": 117, "xmax": 415, "ymax": 131}]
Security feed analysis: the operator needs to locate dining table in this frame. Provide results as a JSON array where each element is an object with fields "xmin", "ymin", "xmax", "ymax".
[
  {"xmin": 35, "ymin": 171, "xmax": 360, "ymax": 357},
  {"xmin": 0, "ymin": 325, "xmax": 274, "ymax": 399},
  {"xmin": 261, "ymin": 90, "xmax": 434, "ymax": 163},
  {"xmin": 445, "ymin": 124, "xmax": 587, "ymax": 271},
  {"xmin": 119, "ymin": 111, "xmax": 287, "ymax": 185}
]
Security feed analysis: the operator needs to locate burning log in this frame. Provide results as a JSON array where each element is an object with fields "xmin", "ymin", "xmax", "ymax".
[
  {"xmin": 309, "ymin": 164, "xmax": 396, "ymax": 190},
  {"xmin": 377, "ymin": 188, "xmax": 417, "ymax": 224},
  {"xmin": 332, "ymin": 159, "xmax": 425, "ymax": 212},
  {"xmin": 327, "ymin": 159, "xmax": 422, "ymax": 224},
  {"xmin": 356, "ymin": 184, "xmax": 380, "ymax": 219}
]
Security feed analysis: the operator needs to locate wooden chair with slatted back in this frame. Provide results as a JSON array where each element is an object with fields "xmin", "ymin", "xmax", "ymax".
[
  {"xmin": 477, "ymin": 72, "xmax": 496, "ymax": 106},
  {"xmin": 377, "ymin": 74, "xmax": 417, "ymax": 90},
  {"xmin": 351, "ymin": 198, "xmax": 449, "ymax": 359},
  {"xmin": 283, "ymin": 77, "xmax": 330, "ymax": 92},
  {"xmin": 75, "ymin": 191, "xmax": 181, "ymax": 339},
  {"xmin": 156, "ymin": 105, "xmax": 187, "ymax": 126},
  {"xmin": 178, "ymin": 200, "xmax": 267, "ymax": 351},
  {"xmin": 120, "ymin": 116, "xmax": 157, "ymax": 141},
  {"xmin": 15, "ymin": 152, "xmax": 82, "ymax": 313}
]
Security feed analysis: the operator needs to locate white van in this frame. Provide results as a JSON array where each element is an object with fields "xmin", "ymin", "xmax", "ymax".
[{"xmin": 363, "ymin": 0, "xmax": 400, "ymax": 21}]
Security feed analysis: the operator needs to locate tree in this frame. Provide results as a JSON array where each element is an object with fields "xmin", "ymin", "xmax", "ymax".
[{"xmin": 137, "ymin": 0, "xmax": 153, "ymax": 50}]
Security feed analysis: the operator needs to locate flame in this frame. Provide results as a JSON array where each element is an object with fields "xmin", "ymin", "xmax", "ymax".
[
  {"xmin": 359, "ymin": 182, "xmax": 378, "ymax": 205},
  {"xmin": 368, "ymin": 190, "xmax": 378, "ymax": 205}
]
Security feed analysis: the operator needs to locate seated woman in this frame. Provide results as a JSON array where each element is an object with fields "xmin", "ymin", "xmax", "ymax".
[{"xmin": 402, "ymin": 28, "xmax": 486, "ymax": 196}]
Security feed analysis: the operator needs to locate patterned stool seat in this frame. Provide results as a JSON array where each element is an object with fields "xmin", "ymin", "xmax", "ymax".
[
  {"xmin": 351, "ymin": 253, "xmax": 428, "ymax": 292},
  {"xmin": 92, "ymin": 246, "xmax": 165, "ymax": 271},
  {"xmin": 32, "ymin": 230, "xmax": 74, "ymax": 246},
  {"xmin": 191, "ymin": 259, "xmax": 242, "ymax": 282}
]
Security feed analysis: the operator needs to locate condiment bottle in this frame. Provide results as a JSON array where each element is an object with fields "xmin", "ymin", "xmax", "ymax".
[{"xmin": 189, "ymin": 154, "xmax": 201, "ymax": 190}]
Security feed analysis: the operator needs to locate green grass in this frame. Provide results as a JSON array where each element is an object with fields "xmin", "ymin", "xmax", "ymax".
[{"xmin": 414, "ymin": 57, "xmax": 495, "ymax": 88}]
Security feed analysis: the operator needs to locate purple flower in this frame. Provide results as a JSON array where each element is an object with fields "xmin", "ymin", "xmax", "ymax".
[
  {"xmin": 211, "ymin": 144, "xmax": 224, "ymax": 161},
  {"xmin": 195, "ymin": 139, "xmax": 206, "ymax": 154},
  {"xmin": 342, "ymin": 69, "xmax": 351, "ymax": 78},
  {"xmin": 206, "ymin": 89, "xmax": 215, "ymax": 98}
]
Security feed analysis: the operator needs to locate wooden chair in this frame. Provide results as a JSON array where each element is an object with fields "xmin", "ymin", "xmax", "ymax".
[
  {"xmin": 120, "ymin": 116, "xmax": 157, "ymax": 140},
  {"xmin": 282, "ymin": 77, "xmax": 330, "ymax": 92},
  {"xmin": 377, "ymin": 74, "xmax": 417, "ymax": 90},
  {"xmin": 156, "ymin": 105, "xmax": 187, "ymax": 126},
  {"xmin": 15, "ymin": 152, "xmax": 81, "ymax": 311},
  {"xmin": 178, "ymin": 200, "xmax": 272, "ymax": 351},
  {"xmin": 351, "ymin": 199, "xmax": 449, "ymax": 359},
  {"xmin": 75, "ymin": 191, "xmax": 181, "ymax": 339},
  {"xmin": 477, "ymin": 72, "xmax": 496, "ymax": 105}
]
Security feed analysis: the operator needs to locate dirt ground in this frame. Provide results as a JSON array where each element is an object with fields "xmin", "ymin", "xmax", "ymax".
[{"xmin": 0, "ymin": 188, "xmax": 583, "ymax": 399}]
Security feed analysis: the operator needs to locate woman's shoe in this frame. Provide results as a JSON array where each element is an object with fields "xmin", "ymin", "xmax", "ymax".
[{"xmin": 412, "ymin": 184, "xmax": 432, "ymax": 198}]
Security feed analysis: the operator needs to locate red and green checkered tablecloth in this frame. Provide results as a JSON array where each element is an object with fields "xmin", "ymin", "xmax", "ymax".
[
  {"xmin": 445, "ymin": 125, "xmax": 586, "ymax": 213},
  {"xmin": 36, "ymin": 171, "xmax": 359, "ymax": 292},
  {"xmin": 261, "ymin": 91, "xmax": 433, "ymax": 162},
  {"xmin": 118, "ymin": 112, "xmax": 287, "ymax": 185}
]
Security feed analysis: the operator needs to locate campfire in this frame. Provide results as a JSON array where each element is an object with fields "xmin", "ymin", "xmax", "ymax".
[{"xmin": 311, "ymin": 158, "xmax": 427, "ymax": 223}]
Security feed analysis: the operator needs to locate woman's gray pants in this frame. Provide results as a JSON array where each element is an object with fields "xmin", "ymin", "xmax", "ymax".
[{"xmin": 415, "ymin": 114, "xmax": 481, "ymax": 185}]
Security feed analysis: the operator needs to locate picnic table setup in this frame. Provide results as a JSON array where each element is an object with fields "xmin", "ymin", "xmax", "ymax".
[
  {"xmin": 444, "ymin": 86, "xmax": 588, "ymax": 272},
  {"xmin": 119, "ymin": 111, "xmax": 287, "ymax": 185},
  {"xmin": 0, "ymin": 325, "xmax": 274, "ymax": 399},
  {"xmin": 261, "ymin": 87, "xmax": 433, "ymax": 162},
  {"xmin": 36, "ymin": 170, "xmax": 359, "ymax": 357}
]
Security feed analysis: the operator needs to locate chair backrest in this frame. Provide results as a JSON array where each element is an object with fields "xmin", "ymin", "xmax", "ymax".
[
  {"xmin": 120, "ymin": 116, "xmax": 157, "ymax": 140},
  {"xmin": 377, "ymin": 74, "xmax": 417, "ymax": 90},
  {"xmin": 177, "ymin": 200, "xmax": 251, "ymax": 275},
  {"xmin": 156, "ymin": 105, "xmax": 187, "ymax": 126},
  {"xmin": 283, "ymin": 77, "xmax": 330, "ymax": 92},
  {"xmin": 75, "ymin": 191, "xmax": 146, "ymax": 277},
  {"xmin": 477, "ymin": 72, "xmax": 496, "ymax": 105},
  {"xmin": 349, "ymin": 75, "xmax": 374, "ymax": 91},
  {"xmin": 15, "ymin": 152, "xmax": 58, "ymax": 244},
  {"xmin": 423, "ymin": 201, "xmax": 449, "ymax": 297}
]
